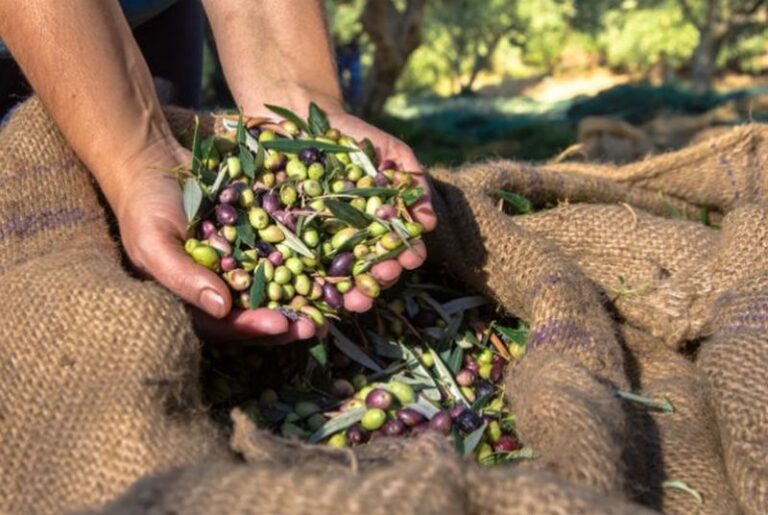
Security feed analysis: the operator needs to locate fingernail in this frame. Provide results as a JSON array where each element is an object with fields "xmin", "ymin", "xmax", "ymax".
[{"xmin": 200, "ymin": 288, "xmax": 227, "ymax": 318}]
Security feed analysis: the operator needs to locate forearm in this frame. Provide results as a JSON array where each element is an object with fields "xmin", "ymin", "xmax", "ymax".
[
  {"xmin": 0, "ymin": 0, "xmax": 176, "ymax": 213},
  {"xmin": 202, "ymin": 0, "xmax": 343, "ymax": 115}
]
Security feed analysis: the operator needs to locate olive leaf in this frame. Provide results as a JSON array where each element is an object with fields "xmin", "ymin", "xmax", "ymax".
[
  {"xmin": 442, "ymin": 296, "xmax": 487, "ymax": 317},
  {"xmin": 389, "ymin": 218, "xmax": 413, "ymax": 249},
  {"xmin": 616, "ymin": 390, "xmax": 674, "ymax": 413},
  {"xmin": 236, "ymin": 113, "xmax": 246, "ymax": 145},
  {"xmin": 461, "ymin": 420, "xmax": 488, "ymax": 457},
  {"xmin": 338, "ymin": 187, "xmax": 399, "ymax": 198},
  {"xmin": 261, "ymin": 139, "xmax": 352, "ymax": 154},
  {"xmin": 236, "ymin": 216, "xmax": 256, "ymax": 247},
  {"xmin": 329, "ymin": 324, "xmax": 383, "ymax": 372},
  {"xmin": 328, "ymin": 229, "xmax": 368, "ymax": 256},
  {"xmin": 662, "ymin": 480, "xmax": 703, "ymax": 504},
  {"xmin": 401, "ymin": 187, "xmax": 424, "ymax": 207},
  {"xmin": 209, "ymin": 162, "xmax": 229, "ymax": 198},
  {"xmin": 182, "ymin": 177, "xmax": 203, "ymax": 223},
  {"xmin": 361, "ymin": 137, "xmax": 379, "ymax": 168},
  {"xmin": 418, "ymin": 293, "xmax": 452, "ymax": 323},
  {"xmin": 191, "ymin": 116, "xmax": 202, "ymax": 174},
  {"xmin": 446, "ymin": 345, "xmax": 464, "ymax": 375},
  {"xmin": 405, "ymin": 395, "xmax": 441, "ymax": 418},
  {"xmin": 308, "ymin": 102, "xmax": 330, "ymax": 136},
  {"xmin": 494, "ymin": 324, "xmax": 529, "ymax": 346},
  {"xmin": 249, "ymin": 261, "xmax": 266, "ymax": 309},
  {"xmin": 308, "ymin": 342, "xmax": 328, "ymax": 367},
  {"xmin": 325, "ymin": 199, "xmax": 371, "ymax": 228},
  {"xmin": 349, "ymin": 148, "xmax": 378, "ymax": 177},
  {"xmin": 367, "ymin": 331, "xmax": 403, "ymax": 360},
  {"xmin": 307, "ymin": 407, "xmax": 365, "ymax": 444},
  {"xmin": 239, "ymin": 144, "xmax": 256, "ymax": 179},
  {"xmin": 264, "ymin": 104, "xmax": 310, "ymax": 134},
  {"xmin": 428, "ymin": 346, "xmax": 469, "ymax": 405},
  {"xmin": 496, "ymin": 190, "xmax": 533, "ymax": 214},
  {"xmin": 397, "ymin": 342, "xmax": 441, "ymax": 401},
  {"xmin": 274, "ymin": 221, "xmax": 315, "ymax": 258},
  {"xmin": 254, "ymin": 144, "xmax": 266, "ymax": 174}
]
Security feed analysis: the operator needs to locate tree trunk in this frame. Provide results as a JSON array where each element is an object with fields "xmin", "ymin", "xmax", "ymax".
[
  {"xmin": 691, "ymin": 31, "xmax": 719, "ymax": 94},
  {"xmin": 359, "ymin": 0, "xmax": 426, "ymax": 117}
]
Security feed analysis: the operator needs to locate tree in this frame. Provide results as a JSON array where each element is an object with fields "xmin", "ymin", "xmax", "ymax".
[
  {"xmin": 359, "ymin": 0, "xmax": 427, "ymax": 116},
  {"xmin": 428, "ymin": 0, "xmax": 525, "ymax": 95},
  {"xmin": 678, "ymin": 0, "xmax": 768, "ymax": 92}
]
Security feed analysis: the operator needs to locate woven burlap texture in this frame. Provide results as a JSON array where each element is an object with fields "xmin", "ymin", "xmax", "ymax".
[{"xmin": 1, "ymin": 97, "xmax": 765, "ymax": 514}]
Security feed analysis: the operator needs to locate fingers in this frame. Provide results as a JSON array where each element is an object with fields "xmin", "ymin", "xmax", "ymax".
[
  {"xmin": 344, "ymin": 287, "xmax": 375, "ymax": 313},
  {"xmin": 138, "ymin": 229, "xmax": 233, "ymax": 319},
  {"xmin": 194, "ymin": 307, "xmax": 289, "ymax": 341},
  {"xmin": 398, "ymin": 240, "xmax": 428, "ymax": 270},
  {"xmin": 259, "ymin": 318, "xmax": 319, "ymax": 346},
  {"xmin": 371, "ymin": 259, "xmax": 402, "ymax": 285},
  {"xmin": 409, "ymin": 173, "xmax": 437, "ymax": 232}
]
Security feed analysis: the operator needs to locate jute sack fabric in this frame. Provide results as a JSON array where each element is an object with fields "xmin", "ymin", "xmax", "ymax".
[{"xmin": 0, "ymin": 96, "xmax": 762, "ymax": 514}]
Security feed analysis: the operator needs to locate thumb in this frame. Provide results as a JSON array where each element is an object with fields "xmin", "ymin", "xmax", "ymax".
[{"xmin": 138, "ymin": 229, "xmax": 233, "ymax": 318}]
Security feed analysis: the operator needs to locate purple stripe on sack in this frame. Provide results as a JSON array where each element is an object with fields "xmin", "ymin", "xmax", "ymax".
[
  {"xmin": 720, "ymin": 300, "xmax": 768, "ymax": 334},
  {"xmin": 527, "ymin": 320, "xmax": 594, "ymax": 350},
  {"xmin": 0, "ymin": 158, "xmax": 79, "ymax": 189},
  {"xmin": 0, "ymin": 207, "xmax": 100, "ymax": 241}
]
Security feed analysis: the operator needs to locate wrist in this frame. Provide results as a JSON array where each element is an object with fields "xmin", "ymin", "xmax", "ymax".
[{"xmin": 238, "ymin": 84, "xmax": 346, "ymax": 120}]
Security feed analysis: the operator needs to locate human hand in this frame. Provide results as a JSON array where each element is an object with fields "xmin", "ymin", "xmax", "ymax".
[{"xmin": 113, "ymin": 138, "xmax": 321, "ymax": 345}]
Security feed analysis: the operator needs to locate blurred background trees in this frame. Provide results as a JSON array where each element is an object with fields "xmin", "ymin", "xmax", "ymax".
[{"xmin": 203, "ymin": 0, "xmax": 767, "ymax": 164}]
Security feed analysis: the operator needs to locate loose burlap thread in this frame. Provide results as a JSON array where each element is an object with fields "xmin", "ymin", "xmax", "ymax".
[{"xmin": 1, "ymin": 97, "xmax": 765, "ymax": 514}]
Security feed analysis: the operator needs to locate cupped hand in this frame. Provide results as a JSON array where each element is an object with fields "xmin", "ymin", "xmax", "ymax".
[
  {"xmin": 327, "ymin": 113, "xmax": 437, "ymax": 313},
  {"xmin": 113, "ymin": 137, "xmax": 320, "ymax": 345}
]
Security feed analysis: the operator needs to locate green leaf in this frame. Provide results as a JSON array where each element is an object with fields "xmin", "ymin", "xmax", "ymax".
[
  {"xmin": 442, "ymin": 296, "xmax": 487, "ymax": 317},
  {"xmin": 662, "ymin": 480, "xmax": 703, "ymax": 504},
  {"xmin": 418, "ymin": 293, "xmax": 452, "ymax": 323},
  {"xmin": 307, "ymin": 407, "xmax": 365, "ymax": 444},
  {"xmin": 328, "ymin": 228, "xmax": 369, "ymax": 256},
  {"xmin": 390, "ymin": 218, "xmax": 413, "ymax": 248},
  {"xmin": 349, "ymin": 148, "xmax": 378, "ymax": 177},
  {"xmin": 274, "ymin": 221, "xmax": 315, "ymax": 258},
  {"xmin": 470, "ymin": 392, "xmax": 493, "ymax": 411},
  {"xmin": 239, "ymin": 144, "xmax": 256, "ymax": 179},
  {"xmin": 338, "ymin": 187, "xmax": 399, "ymax": 198},
  {"xmin": 616, "ymin": 390, "xmax": 674, "ymax": 413},
  {"xmin": 264, "ymin": 104, "xmax": 310, "ymax": 134},
  {"xmin": 462, "ymin": 421, "xmax": 488, "ymax": 457},
  {"xmin": 329, "ymin": 324, "xmax": 383, "ymax": 372},
  {"xmin": 254, "ymin": 144, "xmax": 265, "ymax": 174},
  {"xmin": 309, "ymin": 342, "xmax": 328, "ymax": 367},
  {"xmin": 261, "ymin": 138, "xmax": 353, "ymax": 154},
  {"xmin": 308, "ymin": 102, "xmax": 330, "ymax": 136},
  {"xmin": 361, "ymin": 137, "xmax": 379, "ymax": 168},
  {"xmin": 182, "ymin": 177, "xmax": 203, "ymax": 223},
  {"xmin": 494, "ymin": 324, "xmax": 529, "ymax": 346},
  {"xmin": 236, "ymin": 114, "xmax": 246, "ymax": 145},
  {"xmin": 236, "ymin": 218, "xmax": 256, "ymax": 247},
  {"xmin": 209, "ymin": 163, "xmax": 229, "ymax": 198},
  {"xmin": 402, "ymin": 187, "xmax": 424, "ymax": 207},
  {"xmin": 446, "ymin": 345, "xmax": 464, "ymax": 375},
  {"xmin": 367, "ymin": 331, "xmax": 403, "ymax": 360},
  {"xmin": 325, "ymin": 199, "xmax": 371, "ymax": 228},
  {"xmin": 249, "ymin": 261, "xmax": 266, "ymax": 309},
  {"xmin": 496, "ymin": 190, "xmax": 533, "ymax": 214},
  {"xmin": 406, "ymin": 395, "xmax": 441, "ymax": 418},
  {"xmin": 428, "ymin": 346, "xmax": 468, "ymax": 405},
  {"xmin": 191, "ymin": 116, "xmax": 202, "ymax": 174}
]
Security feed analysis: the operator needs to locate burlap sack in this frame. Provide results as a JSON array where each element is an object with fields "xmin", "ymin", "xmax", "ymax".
[{"xmin": 1, "ymin": 97, "xmax": 765, "ymax": 514}]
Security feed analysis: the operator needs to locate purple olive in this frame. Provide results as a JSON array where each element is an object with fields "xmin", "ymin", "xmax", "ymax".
[
  {"xmin": 268, "ymin": 251, "xmax": 283, "ymax": 266},
  {"xmin": 208, "ymin": 234, "xmax": 232, "ymax": 256},
  {"xmin": 475, "ymin": 380, "xmax": 495, "ymax": 400},
  {"xmin": 220, "ymin": 255, "xmax": 237, "ymax": 272},
  {"xmin": 200, "ymin": 220, "xmax": 217, "ymax": 239},
  {"xmin": 323, "ymin": 283, "xmax": 344, "ymax": 310},
  {"xmin": 247, "ymin": 126, "xmax": 261, "ymax": 139},
  {"xmin": 449, "ymin": 404, "xmax": 467, "ymax": 420},
  {"xmin": 327, "ymin": 252, "xmax": 354, "ymax": 277},
  {"xmin": 492, "ymin": 354, "xmax": 505, "ymax": 366},
  {"xmin": 346, "ymin": 424, "xmax": 369, "ymax": 445},
  {"xmin": 464, "ymin": 358, "xmax": 479, "ymax": 374},
  {"xmin": 219, "ymin": 187, "xmax": 239, "ymax": 205},
  {"xmin": 262, "ymin": 192, "xmax": 281, "ymax": 214},
  {"xmin": 343, "ymin": 180, "xmax": 355, "ymax": 190},
  {"xmin": 374, "ymin": 205, "xmax": 397, "ymax": 220},
  {"xmin": 374, "ymin": 173, "xmax": 389, "ymax": 187},
  {"xmin": 272, "ymin": 210, "xmax": 297, "ymax": 232},
  {"xmin": 379, "ymin": 159, "xmax": 397, "ymax": 171},
  {"xmin": 396, "ymin": 408, "xmax": 425, "ymax": 427},
  {"xmin": 365, "ymin": 388, "xmax": 393, "ymax": 410},
  {"xmin": 428, "ymin": 411, "xmax": 453, "ymax": 435},
  {"xmin": 216, "ymin": 204, "xmax": 237, "ymax": 226},
  {"xmin": 490, "ymin": 362, "xmax": 504, "ymax": 383},
  {"xmin": 298, "ymin": 147, "xmax": 321, "ymax": 165},
  {"xmin": 382, "ymin": 419, "xmax": 407, "ymax": 437},
  {"xmin": 456, "ymin": 369, "xmax": 476, "ymax": 387},
  {"xmin": 455, "ymin": 410, "xmax": 483, "ymax": 433},
  {"xmin": 254, "ymin": 241, "xmax": 275, "ymax": 257},
  {"xmin": 494, "ymin": 435, "xmax": 520, "ymax": 453}
]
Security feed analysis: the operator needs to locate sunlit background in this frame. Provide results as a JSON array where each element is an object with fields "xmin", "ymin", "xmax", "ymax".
[{"xmin": 204, "ymin": 0, "xmax": 768, "ymax": 166}]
